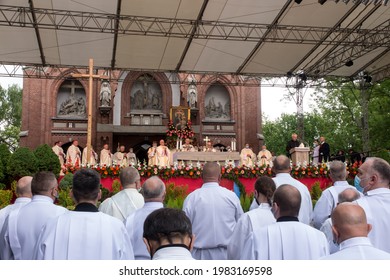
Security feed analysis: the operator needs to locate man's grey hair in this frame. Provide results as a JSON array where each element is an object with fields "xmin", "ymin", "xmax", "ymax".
[
  {"xmin": 142, "ymin": 176, "xmax": 166, "ymax": 200},
  {"xmin": 329, "ymin": 160, "xmax": 347, "ymax": 182}
]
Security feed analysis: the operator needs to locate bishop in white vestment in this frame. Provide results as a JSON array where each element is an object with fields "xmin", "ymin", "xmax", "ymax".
[
  {"xmin": 147, "ymin": 142, "xmax": 158, "ymax": 166},
  {"xmin": 156, "ymin": 140, "xmax": 171, "ymax": 167},
  {"xmin": 52, "ymin": 141, "xmax": 65, "ymax": 166}
]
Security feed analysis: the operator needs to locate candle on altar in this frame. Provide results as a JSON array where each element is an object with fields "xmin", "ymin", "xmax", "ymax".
[
  {"xmin": 176, "ymin": 139, "xmax": 179, "ymax": 150},
  {"xmin": 180, "ymin": 139, "xmax": 183, "ymax": 150}
]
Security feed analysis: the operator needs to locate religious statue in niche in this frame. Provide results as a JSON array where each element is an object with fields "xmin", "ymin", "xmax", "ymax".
[
  {"xmin": 130, "ymin": 75, "xmax": 162, "ymax": 111},
  {"xmin": 204, "ymin": 84, "xmax": 231, "ymax": 120},
  {"xmin": 57, "ymin": 80, "xmax": 87, "ymax": 118},
  {"xmin": 99, "ymin": 79, "xmax": 111, "ymax": 107},
  {"xmin": 187, "ymin": 75, "xmax": 197, "ymax": 108}
]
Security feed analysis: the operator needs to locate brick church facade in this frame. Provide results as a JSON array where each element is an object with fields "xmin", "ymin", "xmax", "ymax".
[{"xmin": 20, "ymin": 68, "xmax": 263, "ymax": 162}]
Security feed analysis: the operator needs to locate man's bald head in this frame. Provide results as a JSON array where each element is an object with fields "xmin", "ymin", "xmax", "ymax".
[
  {"xmin": 16, "ymin": 176, "xmax": 33, "ymax": 198},
  {"xmin": 272, "ymin": 184, "xmax": 301, "ymax": 218},
  {"xmin": 202, "ymin": 162, "xmax": 221, "ymax": 183},
  {"xmin": 331, "ymin": 203, "xmax": 371, "ymax": 244},
  {"xmin": 272, "ymin": 155, "xmax": 291, "ymax": 174},
  {"xmin": 338, "ymin": 188, "xmax": 360, "ymax": 204},
  {"xmin": 142, "ymin": 176, "xmax": 166, "ymax": 202}
]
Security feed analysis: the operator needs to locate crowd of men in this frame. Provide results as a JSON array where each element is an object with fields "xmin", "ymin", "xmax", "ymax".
[{"xmin": 1, "ymin": 151, "xmax": 390, "ymax": 260}]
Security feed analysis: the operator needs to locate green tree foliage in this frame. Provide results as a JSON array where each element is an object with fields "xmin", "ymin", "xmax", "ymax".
[
  {"xmin": 0, "ymin": 144, "xmax": 11, "ymax": 189},
  {"xmin": 0, "ymin": 84, "xmax": 22, "ymax": 151},
  {"xmin": 7, "ymin": 147, "xmax": 38, "ymax": 180},
  {"xmin": 34, "ymin": 144, "xmax": 61, "ymax": 177},
  {"xmin": 314, "ymin": 78, "xmax": 390, "ymax": 160}
]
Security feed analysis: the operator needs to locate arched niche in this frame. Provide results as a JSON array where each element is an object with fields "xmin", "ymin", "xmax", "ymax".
[
  {"xmin": 56, "ymin": 79, "xmax": 86, "ymax": 118},
  {"xmin": 204, "ymin": 82, "xmax": 231, "ymax": 121}
]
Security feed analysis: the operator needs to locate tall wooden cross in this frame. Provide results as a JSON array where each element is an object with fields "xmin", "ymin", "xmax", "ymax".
[{"xmin": 72, "ymin": 59, "xmax": 108, "ymax": 164}]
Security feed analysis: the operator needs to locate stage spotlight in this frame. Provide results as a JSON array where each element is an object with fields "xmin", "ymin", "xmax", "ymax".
[
  {"xmin": 345, "ymin": 60, "xmax": 354, "ymax": 67},
  {"xmin": 295, "ymin": 0, "xmax": 303, "ymax": 4},
  {"xmin": 318, "ymin": 0, "xmax": 327, "ymax": 4}
]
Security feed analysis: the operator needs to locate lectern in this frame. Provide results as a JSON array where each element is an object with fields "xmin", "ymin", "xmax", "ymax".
[{"xmin": 290, "ymin": 147, "xmax": 310, "ymax": 166}]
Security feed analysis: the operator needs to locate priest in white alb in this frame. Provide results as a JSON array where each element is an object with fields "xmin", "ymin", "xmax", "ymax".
[
  {"xmin": 33, "ymin": 168, "xmax": 134, "ymax": 260},
  {"xmin": 147, "ymin": 141, "xmax": 158, "ymax": 166},
  {"xmin": 252, "ymin": 184, "xmax": 329, "ymax": 260},
  {"xmin": 156, "ymin": 139, "xmax": 171, "ymax": 167},
  {"xmin": 66, "ymin": 140, "xmax": 81, "ymax": 166},
  {"xmin": 52, "ymin": 141, "xmax": 65, "ymax": 166},
  {"xmin": 183, "ymin": 162, "xmax": 244, "ymax": 260},
  {"xmin": 257, "ymin": 145, "xmax": 272, "ymax": 166},
  {"xmin": 113, "ymin": 145, "xmax": 128, "ymax": 166},
  {"xmin": 125, "ymin": 176, "xmax": 165, "ymax": 260},
  {"xmin": 181, "ymin": 138, "xmax": 195, "ymax": 152},
  {"xmin": 127, "ymin": 147, "xmax": 137, "ymax": 165},
  {"xmin": 240, "ymin": 144, "xmax": 256, "ymax": 167},
  {"xmin": 82, "ymin": 145, "xmax": 98, "ymax": 166},
  {"xmin": 99, "ymin": 166, "xmax": 144, "ymax": 222},
  {"xmin": 1, "ymin": 172, "xmax": 67, "ymax": 260},
  {"xmin": 100, "ymin": 143, "xmax": 112, "ymax": 166}
]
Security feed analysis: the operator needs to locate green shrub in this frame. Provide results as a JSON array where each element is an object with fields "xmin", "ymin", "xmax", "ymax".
[
  {"xmin": 34, "ymin": 144, "xmax": 61, "ymax": 177},
  {"xmin": 0, "ymin": 189, "xmax": 13, "ymax": 208},
  {"xmin": 7, "ymin": 147, "xmax": 38, "ymax": 180},
  {"xmin": 111, "ymin": 179, "xmax": 122, "ymax": 195},
  {"xmin": 58, "ymin": 187, "xmax": 75, "ymax": 210},
  {"xmin": 240, "ymin": 193, "xmax": 253, "ymax": 212},
  {"xmin": 59, "ymin": 173, "xmax": 73, "ymax": 189},
  {"xmin": 164, "ymin": 183, "xmax": 187, "ymax": 210},
  {"xmin": 310, "ymin": 181, "xmax": 323, "ymax": 207}
]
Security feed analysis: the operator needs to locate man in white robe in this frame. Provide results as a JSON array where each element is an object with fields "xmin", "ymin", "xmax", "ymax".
[
  {"xmin": 125, "ymin": 176, "xmax": 165, "ymax": 260},
  {"xmin": 252, "ymin": 184, "xmax": 329, "ymax": 260},
  {"xmin": 257, "ymin": 145, "xmax": 272, "ymax": 166},
  {"xmin": 271, "ymin": 155, "xmax": 313, "ymax": 225},
  {"xmin": 66, "ymin": 140, "xmax": 81, "ymax": 166},
  {"xmin": 99, "ymin": 166, "xmax": 144, "ymax": 222},
  {"xmin": 181, "ymin": 138, "xmax": 195, "ymax": 152},
  {"xmin": 82, "ymin": 145, "xmax": 98, "ymax": 166},
  {"xmin": 99, "ymin": 143, "xmax": 112, "ymax": 166},
  {"xmin": 203, "ymin": 141, "xmax": 216, "ymax": 152},
  {"xmin": 240, "ymin": 144, "xmax": 256, "ymax": 167},
  {"xmin": 321, "ymin": 202, "xmax": 390, "ymax": 260},
  {"xmin": 147, "ymin": 141, "xmax": 158, "ymax": 166},
  {"xmin": 228, "ymin": 176, "xmax": 276, "ymax": 260},
  {"xmin": 1, "ymin": 171, "xmax": 67, "ymax": 260},
  {"xmin": 143, "ymin": 208, "xmax": 195, "ymax": 260},
  {"xmin": 156, "ymin": 139, "xmax": 171, "ymax": 167},
  {"xmin": 34, "ymin": 168, "xmax": 134, "ymax": 260},
  {"xmin": 183, "ymin": 162, "xmax": 244, "ymax": 260},
  {"xmin": 354, "ymin": 157, "xmax": 390, "ymax": 253},
  {"xmin": 0, "ymin": 177, "xmax": 32, "ymax": 260},
  {"xmin": 113, "ymin": 145, "xmax": 128, "ymax": 166},
  {"xmin": 312, "ymin": 160, "xmax": 360, "ymax": 229},
  {"xmin": 320, "ymin": 188, "xmax": 361, "ymax": 254},
  {"xmin": 127, "ymin": 148, "xmax": 137, "ymax": 166},
  {"xmin": 52, "ymin": 141, "xmax": 65, "ymax": 166}
]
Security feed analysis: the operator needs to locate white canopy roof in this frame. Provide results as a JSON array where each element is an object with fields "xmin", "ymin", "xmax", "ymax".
[{"xmin": 0, "ymin": 0, "xmax": 389, "ymax": 81}]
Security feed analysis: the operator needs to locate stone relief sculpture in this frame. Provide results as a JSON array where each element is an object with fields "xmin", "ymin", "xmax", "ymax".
[
  {"xmin": 130, "ymin": 75, "xmax": 162, "ymax": 111},
  {"xmin": 187, "ymin": 76, "xmax": 197, "ymax": 108},
  {"xmin": 204, "ymin": 84, "xmax": 231, "ymax": 120},
  {"xmin": 57, "ymin": 80, "xmax": 86, "ymax": 117},
  {"xmin": 99, "ymin": 80, "xmax": 111, "ymax": 107}
]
